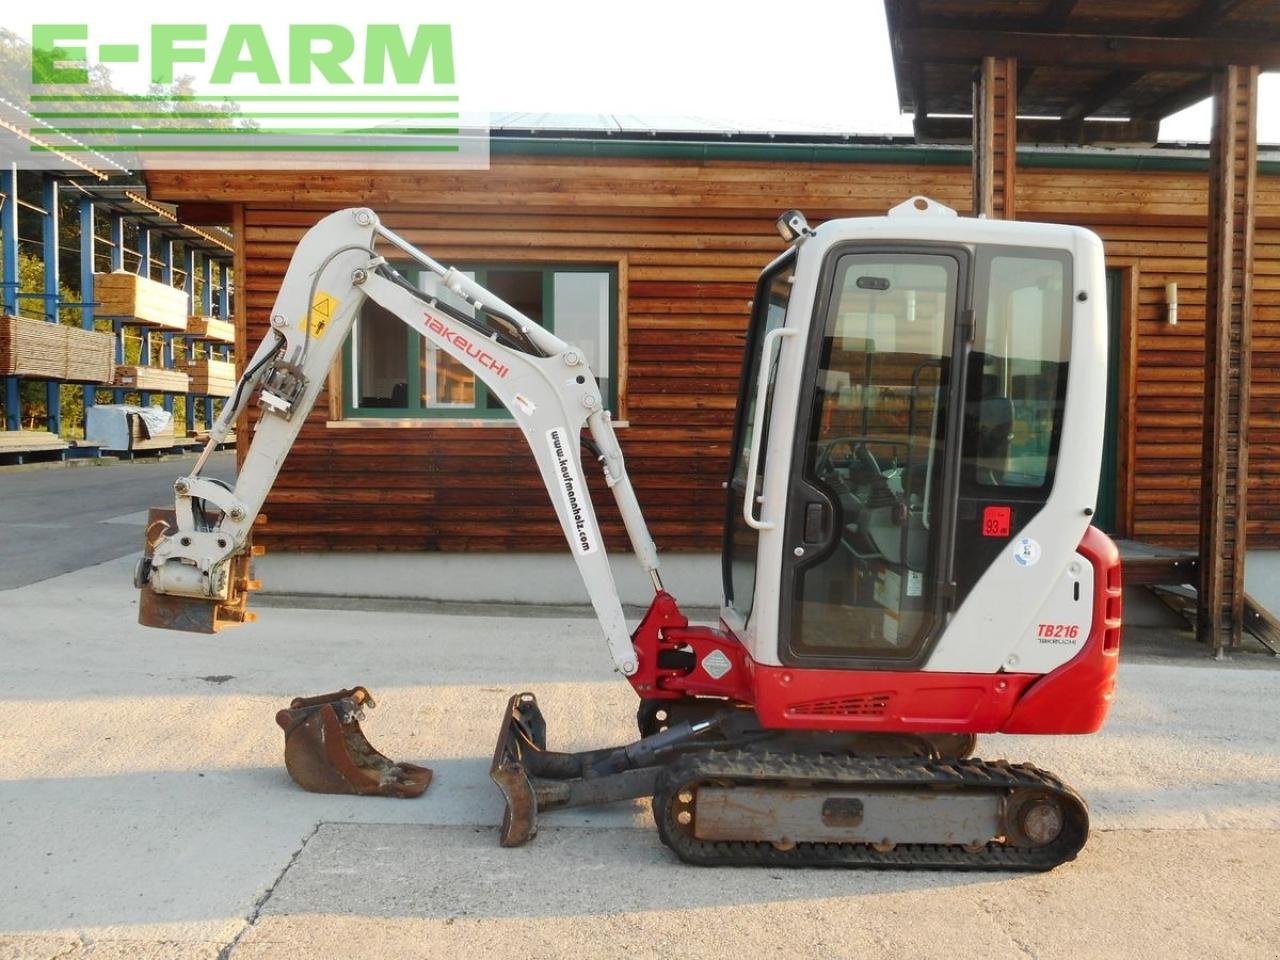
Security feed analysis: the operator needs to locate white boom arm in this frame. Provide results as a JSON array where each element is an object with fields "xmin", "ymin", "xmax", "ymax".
[{"xmin": 143, "ymin": 208, "xmax": 662, "ymax": 676}]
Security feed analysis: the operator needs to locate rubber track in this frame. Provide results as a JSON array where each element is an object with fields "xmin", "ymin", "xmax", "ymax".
[{"xmin": 652, "ymin": 750, "xmax": 1089, "ymax": 871}]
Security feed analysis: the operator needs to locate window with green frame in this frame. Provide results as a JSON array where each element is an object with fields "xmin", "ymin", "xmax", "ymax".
[{"xmin": 343, "ymin": 263, "xmax": 619, "ymax": 420}]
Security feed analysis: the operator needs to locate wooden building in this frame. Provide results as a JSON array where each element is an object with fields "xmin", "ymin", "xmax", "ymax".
[{"xmin": 144, "ymin": 135, "xmax": 1280, "ymax": 572}]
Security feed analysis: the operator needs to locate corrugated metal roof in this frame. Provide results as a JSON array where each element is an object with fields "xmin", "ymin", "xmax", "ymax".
[{"xmin": 0, "ymin": 97, "xmax": 129, "ymax": 180}]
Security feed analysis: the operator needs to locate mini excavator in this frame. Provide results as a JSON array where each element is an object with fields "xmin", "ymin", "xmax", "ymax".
[{"xmin": 135, "ymin": 198, "xmax": 1122, "ymax": 870}]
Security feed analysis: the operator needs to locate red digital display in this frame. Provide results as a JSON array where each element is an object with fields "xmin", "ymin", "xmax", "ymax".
[{"xmin": 982, "ymin": 505, "xmax": 1013, "ymax": 538}]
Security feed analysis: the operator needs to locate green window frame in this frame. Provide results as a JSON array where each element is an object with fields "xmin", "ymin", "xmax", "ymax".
[{"xmin": 342, "ymin": 262, "xmax": 620, "ymax": 420}]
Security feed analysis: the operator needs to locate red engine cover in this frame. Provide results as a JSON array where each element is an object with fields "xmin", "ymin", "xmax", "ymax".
[
  {"xmin": 626, "ymin": 527, "xmax": 1122, "ymax": 736},
  {"xmin": 999, "ymin": 525, "xmax": 1123, "ymax": 734}
]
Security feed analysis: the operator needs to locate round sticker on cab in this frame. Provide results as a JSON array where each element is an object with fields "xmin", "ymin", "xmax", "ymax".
[{"xmin": 1014, "ymin": 537, "xmax": 1042, "ymax": 568}]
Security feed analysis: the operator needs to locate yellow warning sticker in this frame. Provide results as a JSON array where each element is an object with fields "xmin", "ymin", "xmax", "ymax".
[{"xmin": 303, "ymin": 291, "xmax": 339, "ymax": 339}]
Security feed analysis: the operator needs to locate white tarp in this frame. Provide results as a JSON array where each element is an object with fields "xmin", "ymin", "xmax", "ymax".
[{"xmin": 85, "ymin": 405, "xmax": 174, "ymax": 451}]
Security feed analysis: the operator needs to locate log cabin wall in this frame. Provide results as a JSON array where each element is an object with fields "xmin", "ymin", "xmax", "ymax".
[{"xmin": 146, "ymin": 146, "xmax": 1280, "ymax": 554}]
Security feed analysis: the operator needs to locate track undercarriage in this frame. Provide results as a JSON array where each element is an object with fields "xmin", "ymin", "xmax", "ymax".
[{"xmin": 491, "ymin": 692, "xmax": 1088, "ymax": 871}]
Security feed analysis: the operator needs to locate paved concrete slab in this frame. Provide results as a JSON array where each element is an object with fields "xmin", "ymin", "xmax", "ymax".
[
  {"xmin": 0, "ymin": 452, "xmax": 235, "ymax": 589},
  {"xmin": 1, "ymin": 552, "xmax": 1278, "ymax": 958},
  {"xmin": 232, "ymin": 824, "xmax": 1280, "ymax": 960}
]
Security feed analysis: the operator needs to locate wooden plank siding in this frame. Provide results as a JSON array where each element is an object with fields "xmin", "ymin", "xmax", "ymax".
[{"xmin": 146, "ymin": 152, "xmax": 1280, "ymax": 554}]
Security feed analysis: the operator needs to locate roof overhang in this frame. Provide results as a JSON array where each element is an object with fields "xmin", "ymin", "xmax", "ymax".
[{"xmin": 885, "ymin": 0, "xmax": 1280, "ymax": 145}]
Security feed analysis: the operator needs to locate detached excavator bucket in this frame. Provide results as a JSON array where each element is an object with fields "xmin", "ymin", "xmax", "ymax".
[{"xmin": 275, "ymin": 687, "xmax": 432, "ymax": 798}]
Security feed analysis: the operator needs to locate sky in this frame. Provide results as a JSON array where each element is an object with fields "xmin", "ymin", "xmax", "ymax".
[
  {"xmin": 461, "ymin": 0, "xmax": 1278, "ymax": 144},
  {"xmin": 14, "ymin": 0, "xmax": 1280, "ymax": 144}
]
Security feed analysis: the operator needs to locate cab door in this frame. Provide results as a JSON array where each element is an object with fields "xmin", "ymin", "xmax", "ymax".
[
  {"xmin": 777, "ymin": 245, "xmax": 971, "ymax": 669},
  {"xmin": 722, "ymin": 249, "xmax": 797, "ymax": 628}
]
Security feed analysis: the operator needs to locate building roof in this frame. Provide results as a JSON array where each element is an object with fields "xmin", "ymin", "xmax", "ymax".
[
  {"xmin": 0, "ymin": 96, "xmax": 129, "ymax": 181},
  {"xmin": 884, "ymin": 0, "xmax": 1280, "ymax": 144}
]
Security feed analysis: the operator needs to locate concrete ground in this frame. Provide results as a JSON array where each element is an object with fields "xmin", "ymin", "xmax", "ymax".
[
  {"xmin": 0, "ymin": 452, "xmax": 236, "ymax": 590},
  {"xmin": 1, "ymin": 463, "xmax": 1279, "ymax": 958}
]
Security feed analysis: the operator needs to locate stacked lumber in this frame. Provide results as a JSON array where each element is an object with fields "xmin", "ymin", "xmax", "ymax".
[
  {"xmin": 94, "ymin": 271, "xmax": 188, "ymax": 328},
  {"xmin": 0, "ymin": 315, "xmax": 63, "ymax": 379},
  {"xmin": 186, "ymin": 316, "xmax": 235, "ymax": 343},
  {"xmin": 114, "ymin": 365, "xmax": 190, "ymax": 392},
  {"xmin": 0, "ymin": 430, "xmax": 67, "ymax": 453},
  {"xmin": 182, "ymin": 357, "xmax": 236, "ymax": 397},
  {"xmin": 128, "ymin": 413, "xmax": 176, "ymax": 451},
  {"xmin": 0, "ymin": 315, "xmax": 113, "ymax": 383},
  {"xmin": 63, "ymin": 325, "xmax": 115, "ymax": 383}
]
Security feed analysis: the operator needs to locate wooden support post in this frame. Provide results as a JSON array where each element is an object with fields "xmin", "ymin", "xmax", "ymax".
[
  {"xmin": 1197, "ymin": 65, "xmax": 1259, "ymax": 656},
  {"xmin": 971, "ymin": 56, "xmax": 1018, "ymax": 219}
]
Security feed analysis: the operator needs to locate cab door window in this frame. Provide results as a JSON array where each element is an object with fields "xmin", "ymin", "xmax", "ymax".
[
  {"xmin": 723, "ymin": 252, "xmax": 796, "ymax": 621},
  {"xmin": 785, "ymin": 252, "xmax": 961, "ymax": 663}
]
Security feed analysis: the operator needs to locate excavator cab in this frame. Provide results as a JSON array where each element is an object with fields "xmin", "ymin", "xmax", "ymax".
[{"xmin": 716, "ymin": 197, "xmax": 1117, "ymax": 733}]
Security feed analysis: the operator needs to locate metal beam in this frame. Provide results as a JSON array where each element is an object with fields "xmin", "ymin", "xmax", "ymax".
[
  {"xmin": 184, "ymin": 247, "xmax": 196, "ymax": 436},
  {"xmin": 1, "ymin": 164, "xmax": 18, "ymax": 431},
  {"xmin": 138, "ymin": 228, "xmax": 152, "ymax": 407},
  {"xmin": 1, "ymin": 165, "xmax": 18, "ymax": 316},
  {"xmin": 41, "ymin": 176, "xmax": 60, "ymax": 437},
  {"xmin": 109, "ymin": 212, "xmax": 124, "ymax": 404},
  {"xmin": 1197, "ymin": 65, "xmax": 1259, "ymax": 657},
  {"xmin": 217, "ymin": 260, "xmax": 230, "ymax": 319},
  {"xmin": 161, "ymin": 239, "xmax": 175, "ymax": 415},
  {"xmin": 79, "ymin": 196, "xmax": 97, "ymax": 414},
  {"xmin": 201, "ymin": 256, "xmax": 214, "ymax": 429}
]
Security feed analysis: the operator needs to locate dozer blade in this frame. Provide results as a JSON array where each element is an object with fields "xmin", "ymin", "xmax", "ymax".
[
  {"xmin": 275, "ymin": 686, "xmax": 432, "ymax": 798},
  {"xmin": 490, "ymin": 692, "xmax": 548, "ymax": 846},
  {"xmin": 489, "ymin": 692, "xmax": 716, "ymax": 847},
  {"xmin": 136, "ymin": 508, "xmax": 256, "ymax": 633}
]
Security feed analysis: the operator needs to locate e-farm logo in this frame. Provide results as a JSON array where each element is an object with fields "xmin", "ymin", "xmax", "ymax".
[{"xmin": 7, "ymin": 21, "xmax": 489, "ymax": 171}]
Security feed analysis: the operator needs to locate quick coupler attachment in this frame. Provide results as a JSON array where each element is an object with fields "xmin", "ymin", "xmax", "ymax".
[
  {"xmin": 135, "ymin": 507, "xmax": 260, "ymax": 633},
  {"xmin": 275, "ymin": 687, "xmax": 432, "ymax": 798}
]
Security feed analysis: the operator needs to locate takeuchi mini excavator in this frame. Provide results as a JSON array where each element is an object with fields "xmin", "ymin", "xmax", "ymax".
[{"xmin": 135, "ymin": 197, "xmax": 1122, "ymax": 870}]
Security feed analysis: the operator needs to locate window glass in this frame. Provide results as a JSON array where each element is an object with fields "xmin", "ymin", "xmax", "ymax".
[
  {"xmin": 968, "ymin": 254, "xmax": 1069, "ymax": 488},
  {"xmin": 724, "ymin": 252, "xmax": 794, "ymax": 618},
  {"xmin": 480, "ymin": 270, "xmax": 543, "ymax": 412},
  {"xmin": 353, "ymin": 301, "xmax": 410, "ymax": 409},
  {"xmin": 346, "ymin": 263, "xmax": 617, "ymax": 419},
  {"xmin": 790, "ymin": 253, "xmax": 957, "ymax": 661},
  {"xmin": 554, "ymin": 272, "xmax": 612, "ymax": 407},
  {"xmin": 419, "ymin": 272, "xmax": 476, "ymax": 409}
]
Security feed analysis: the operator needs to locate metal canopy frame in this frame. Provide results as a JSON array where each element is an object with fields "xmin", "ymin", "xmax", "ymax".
[{"xmin": 0, "ymin": 156, "xmax": 235, "ymax": 453}]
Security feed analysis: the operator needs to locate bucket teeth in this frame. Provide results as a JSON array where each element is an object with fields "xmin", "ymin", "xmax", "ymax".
[{"xmin": 275, "ymin": 686, "xmax": 432, "ymax": 799}]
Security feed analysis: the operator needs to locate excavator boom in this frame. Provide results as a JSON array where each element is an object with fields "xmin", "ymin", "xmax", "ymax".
[{"xmin": 137, "ymin": 207, "xmax": 657, "ymax": 678}]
